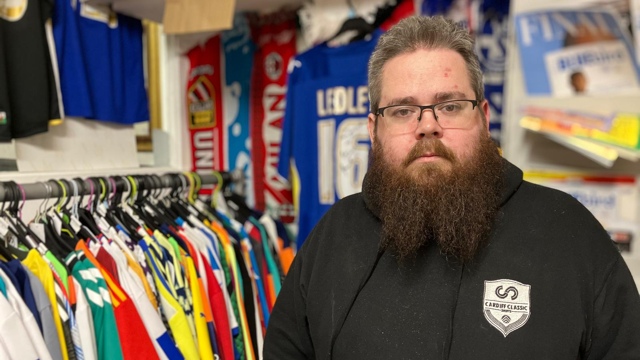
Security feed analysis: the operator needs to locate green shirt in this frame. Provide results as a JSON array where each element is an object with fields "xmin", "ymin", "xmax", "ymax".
[{"xmin": 66, "ymin": 252, "xmax": 124, "ymax": 360}]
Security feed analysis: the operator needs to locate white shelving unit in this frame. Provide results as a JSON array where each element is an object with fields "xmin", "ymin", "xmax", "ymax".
[{"xmin": 502, "ymin": 0, "xmax": 640, "ymax": 285}]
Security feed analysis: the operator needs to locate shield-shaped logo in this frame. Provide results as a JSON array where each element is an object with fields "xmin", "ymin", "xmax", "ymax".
[{"xmin": 483, "ymin": 279, "xmax": 531, "ymax": 337}]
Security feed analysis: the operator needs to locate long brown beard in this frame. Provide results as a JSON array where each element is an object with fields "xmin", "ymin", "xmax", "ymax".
[{"xmin": 364, "ymin": 132, "xmax": 504, "ymax": 263}]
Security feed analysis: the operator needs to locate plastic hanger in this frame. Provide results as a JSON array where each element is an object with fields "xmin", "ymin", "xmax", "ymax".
[
  {"xmin": 77, "ymin": 178, "xmax": 101, "ymax": 237},
  {"xmin": 34, "ymin": 182, "xmax": 52, "ymax": 224},
  {"xmin": 43, "ymin": 181, "xmax": 75, "ymax": 256},
  {"xmin": 326, "ymin": 0, "xmax": 375, "ymax": 46},
  {"xmin": 3, "ymin": 182, "xmax": 37, "ymax": 249}
]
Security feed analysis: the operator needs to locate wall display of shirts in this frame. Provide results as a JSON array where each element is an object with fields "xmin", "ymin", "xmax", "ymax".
[
  {"xmin": 53, "ymin": 0, "xmax": 149, "ymax": 124},
  {"xmin": 0, "ymin": 0, "xmax": 149, "ymax": 143},
  {"xmin": 0, "ymin": 174, "xmax": 295, "ymax": 360},
  {"xmin": 515, "ymin": 7, "xmax": 640, "ymax": 97},
  {"xmin": 0, "ymin": 0, "xmax": 61, "ymax": 141}
]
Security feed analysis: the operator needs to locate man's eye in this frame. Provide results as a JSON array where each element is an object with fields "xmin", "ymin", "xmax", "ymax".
[
  {"xmin": 440, "ymin": 104, "xmax": 461, "ymax": 113},
  {"xmin": 392, "ymin": 108, "xmax": 416, "ymax": 117}
]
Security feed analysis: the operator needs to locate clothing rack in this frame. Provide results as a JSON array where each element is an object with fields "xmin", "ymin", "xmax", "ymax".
[{"xmin": 0, "ymin": 170, "xmax": 244, "ymax": 202}]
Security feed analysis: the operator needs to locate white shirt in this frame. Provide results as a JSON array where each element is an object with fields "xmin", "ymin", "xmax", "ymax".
[{"xmin": 0, "ymin": 268, "xmax": 51, "ymax": 360}]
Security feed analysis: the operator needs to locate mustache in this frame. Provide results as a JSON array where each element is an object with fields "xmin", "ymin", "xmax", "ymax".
[{"xmin": 401, "ymin": 139, "xmax": 457, "ymax": 167}]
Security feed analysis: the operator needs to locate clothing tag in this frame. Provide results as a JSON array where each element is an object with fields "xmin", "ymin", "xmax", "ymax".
[
  {"xmin": 9, "ymin": 234, "xmax": 18, "ymax": 249},
  {"xmin": 137, "ymin": 227, "xmax": 148, "ymax": 239},
  {"xmin": 144, "ymin": 204, "xmax": 156, "ymax": 216},
  {"xmin": 106, "ymin": 226, "xmax": 114, "ymax": 239},
  {"xmin": 97, "ymin": 202, "xmax": 108, "ymax": 217},
  {"xmin": 37, "ymin": 242, "xmax": 48, "ymax": 255},
  {"xmin": 124, "ymin": 206, "xmax": 143, "ymax": 225},
  {"xmin": 69, "ymin": 217, "xmax": 82, "ymax": 233},
  {"xmin": 0, "ymin": 218, "xmax": 9, "ymax": 237},
  {"xmin": 194, "ymin": 200, "xmax": 208, "ymax": 213},
  {"xmin": 215, "ymin": 192, "xmax": 230, "ymax": 214},
  {"xmin": 29, "ymin": 223, "xmax": 46, "ymax": 242},
  {"xmin": 95, "ymin": 216, "xmax": 110, "ymax": 232},
  {"xmin": 227, "ymin": 201, "xmax": 239, "ymax": 212},
  {"xmin": 52, "ymin": 215, "xmax": 62, "ymax": 236}
]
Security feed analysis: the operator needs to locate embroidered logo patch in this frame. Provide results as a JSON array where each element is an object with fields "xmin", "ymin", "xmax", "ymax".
[{"xmin": 483, "ymin": 279, "xmax": 531, "ymax": 337}]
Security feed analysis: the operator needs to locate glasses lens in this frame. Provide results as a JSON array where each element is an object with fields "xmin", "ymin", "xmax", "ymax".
[
  {"xmin": 434, "ymin": 101, "xmax": 474, "ymax": 128},
  {"xmin": 383, "ymin": 105, "xmax": 420, "ymax": 133}
]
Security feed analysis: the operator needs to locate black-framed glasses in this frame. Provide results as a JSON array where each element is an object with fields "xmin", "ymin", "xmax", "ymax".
[{"xmin": 375, "ymin": 99, "xmax": 479, "ymax": 133}]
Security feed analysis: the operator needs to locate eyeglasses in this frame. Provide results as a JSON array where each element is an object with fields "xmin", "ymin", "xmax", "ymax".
[{"xmin": 375, "ymin": 99, "xmax": 479, "ymax": 134}]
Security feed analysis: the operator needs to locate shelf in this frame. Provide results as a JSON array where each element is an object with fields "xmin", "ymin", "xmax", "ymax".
[
  {"xmin": 88, "ymin": 0, "xmax": 305, "ymax": 23},
  {"xmin": 520, "ymin": 118, "xmax": 640, "ymax": 168}
]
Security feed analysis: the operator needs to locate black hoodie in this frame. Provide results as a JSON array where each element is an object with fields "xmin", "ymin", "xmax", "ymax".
[{"xmin": 264, "ymin": 160, "xmax": 640, "ymax": 360}]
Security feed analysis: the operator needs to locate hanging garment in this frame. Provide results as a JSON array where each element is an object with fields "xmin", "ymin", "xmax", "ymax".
[
  {"xmin": 0, "ymin": 279, "xmax": 41, "ymax": 360},
  {"xmin": 67, "ymin": 251, "xmax": 125, "ymax": 360},
  {"xmin": 0, "ymin": 261, "xmax": 42, "ymax": 330},
  {"xmin": 140, "ymin": 237, "xmax": 199, "ymax": 360},
  {"xmin": 70, "ymin": 277, "xmax": 98, "ymax": 360},
  {"xmin": 23, "ymin": 250, "xmax": 70, "ymax": 360},
  {"xmin": 22, "ymin": 264, "xmax": 65, "ymax": 360},
  {"xmin": 0, "ymin": 267, "xmax": 53, "ymax": 360},
  {"xmin": 101, "ymin": 236, "xmax": 181, "ymax": 360},
  {"xmin": 75, "ymin": 240, "xmax": 159, "ymax": 360}
]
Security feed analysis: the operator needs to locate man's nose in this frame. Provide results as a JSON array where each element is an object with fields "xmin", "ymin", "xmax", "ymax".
[{"xmin": 414, "ymin": 109, "xmax": 443, "ymax": 140}]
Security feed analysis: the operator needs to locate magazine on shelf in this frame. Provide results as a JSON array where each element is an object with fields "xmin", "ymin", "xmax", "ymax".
[{"xmin": 515, "ymin": 7, "xmax": 640, "ymax": 96}]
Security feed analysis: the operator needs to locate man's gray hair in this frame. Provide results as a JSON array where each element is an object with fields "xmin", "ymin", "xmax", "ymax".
[{"xmin": 368, "ymin": 16, "xmax": 484, "ymax": 114}]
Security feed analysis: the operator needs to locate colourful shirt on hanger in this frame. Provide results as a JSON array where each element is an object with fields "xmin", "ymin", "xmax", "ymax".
[
  {"xmin": 103, "ymin": 236, "xmax": 181, "ymax": 360},
  {"xmin": 0, "ymin": 267, "xmax": 53, "ymax": 360},
  {"xmin": 140, "ymin": 237, "xmax": 198, "ymax": 360},
  {"xmin": 21, "ymin": 263, "xmax": 65, "ymax": 360},
  {"xmin": 23, "ymin": 250, "xmax": 70, "ymax": 360},
  {"xmin": 76, "ymin": 241, "xmax": 159, "ymax": 360},
  {"xmin": 66, "ymin": 251, "xmax": 124, "ymax": 360}
]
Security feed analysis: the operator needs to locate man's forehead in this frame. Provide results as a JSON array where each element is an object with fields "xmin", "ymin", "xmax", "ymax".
[
  {"xmin": 386, "ymin": 91, "xmax": 470, "ymax": 106},
  {"xmin": 379, "ymin": 49, "xmax": 473, "ymax": 103}
]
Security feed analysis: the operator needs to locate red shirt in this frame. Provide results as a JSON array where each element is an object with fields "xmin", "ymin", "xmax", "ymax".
[{"xmin": 77, "ymin": 240, "xmax": 159, "ymax": 360}]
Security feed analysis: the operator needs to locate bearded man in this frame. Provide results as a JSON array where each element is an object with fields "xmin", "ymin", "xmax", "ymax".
[{"xmin": 264, "ymin": 16, "xmax": 640, "ymax": 359}]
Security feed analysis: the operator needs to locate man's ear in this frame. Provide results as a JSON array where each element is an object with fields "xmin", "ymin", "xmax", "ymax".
[
  {"xmin": 480, "ymin": 99, "xmax": 490, "ymax": 134},
  {"xmin": 368, "ymin": 112, "xmax": 377, "ymax": 150}
]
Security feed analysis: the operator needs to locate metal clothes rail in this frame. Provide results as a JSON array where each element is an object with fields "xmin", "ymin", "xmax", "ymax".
[{"xmin": 0, "ymin": 170, "xmax": 243, "ymax": 202}]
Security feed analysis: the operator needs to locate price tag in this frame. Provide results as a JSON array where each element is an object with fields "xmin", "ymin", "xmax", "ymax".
[
  {"xmin": 187, "ymin": 205, "xmax": 198, "ymax": 216},
  {"xmin": 144, "ymin": 204, "xmax": 156, "ymax": 216},
  {"xmin": 29, "ymin": 223, "xmax": 46, "ymax": 242},
  {"xmin": 0, "ymin": 219, "xmax": 9, "ymax": 237},
  {"xmin": 70, "ymin": 217, "xmax": 82, "ymax": 233},
  {"xmin": 95, "ymin": 216, "xmax": 109, "ymax": 232},
  {"xmin": 37, "ymin": 242, "xmax": 48, "ymax": 255},
  {"xmin": 194, "ymin": 200, "xmax": 207, "ymax": 213},
  {"xmin": 52, "ymin": 215, "xmax": 62, "ymax": 236},
  {"xmin": 9, "ymin": 235, "xmax": 18, "ymax": 249},
  {"xmin": 97, "ymin": 202, "xmax": 108, "ymax": 217}
]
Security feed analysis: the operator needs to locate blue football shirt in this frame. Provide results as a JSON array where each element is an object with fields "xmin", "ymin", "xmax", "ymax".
[
  {"xmin": 53, "ymin": 1, "xmax": 149, "ymax": 124},
  {"xmin": 279, "ymin": 31, "xmax": 381, "ymax": 248}
]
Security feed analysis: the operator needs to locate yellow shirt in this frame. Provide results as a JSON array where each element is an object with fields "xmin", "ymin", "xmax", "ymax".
[
  {"xmin": 143, "ymin": 237, "xmax": 200, "ymax": 360},
  {"xmin": 22, "ymin": 249, "xmax": 69, "ymax": 360}
]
